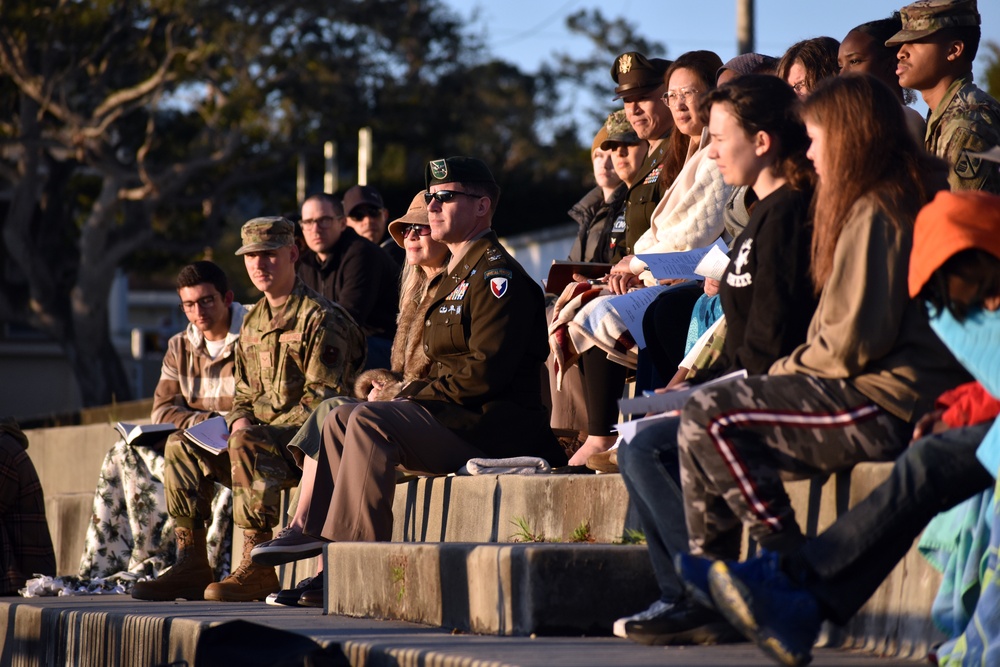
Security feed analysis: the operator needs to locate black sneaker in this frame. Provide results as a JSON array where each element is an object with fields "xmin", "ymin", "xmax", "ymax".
[
  {"xmin": 624, "ymin": 597, "xmax": 745, "ymax": 646},
  {"xmin": 265, "ymin": 571, "xmax": 324, "ymax": 607}
]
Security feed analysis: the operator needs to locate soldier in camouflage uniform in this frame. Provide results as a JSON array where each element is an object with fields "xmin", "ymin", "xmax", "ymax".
[
  {"xmin": 133, "ymin": 217, "xmax": 365, "ymax": 603},
  {"xmin": 888, "ymin": 0, "xmax": 1000, "ymax": 194}
]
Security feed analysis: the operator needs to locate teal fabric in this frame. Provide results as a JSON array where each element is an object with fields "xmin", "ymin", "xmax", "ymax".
[
  {"xmin": 684, "ymin": 294, "xmax": 723, "ymax": 355},
  {"xmin": 919, "ymin": 490, "xmax": 994, "ymax": 637},
  {"xmin": 936, "ymin": 477, "xmax": 1000, "ymax": 665}
]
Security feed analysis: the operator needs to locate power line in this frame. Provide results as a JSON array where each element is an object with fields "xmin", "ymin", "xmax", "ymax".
[{"xmin": 491, "ymin": 0, "xmax": 583, "ymax": 47}]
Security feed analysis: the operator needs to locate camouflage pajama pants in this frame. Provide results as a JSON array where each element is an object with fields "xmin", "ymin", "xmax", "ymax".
[
  {"xmin": 677, "ymin": 374, "xmax": 911, "ymax": 559},
  {"xmin": 165, "ymin": 424, "xmax": 301, "ymax": 532}
]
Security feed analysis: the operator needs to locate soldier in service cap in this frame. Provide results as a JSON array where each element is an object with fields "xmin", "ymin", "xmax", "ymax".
[
  {"xmin": 890, "ymin": 0, "xmax": 1000, "ymax": 193},
  {"xmin": 610, "ymin": 52, "xmax": 675, "ymax": 263}
]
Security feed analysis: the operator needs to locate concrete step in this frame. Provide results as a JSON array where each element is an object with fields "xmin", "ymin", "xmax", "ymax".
[
  {"xmin": 323, "ymin": 541, "xmax": 659, "ymax": 636},
  {"xmin": 0, "ymin": 595, "xmax": 922, "ymax": 667},
  {"xmin": 391, "ymin": 473, "xmax": 637, "ymax": 544}
]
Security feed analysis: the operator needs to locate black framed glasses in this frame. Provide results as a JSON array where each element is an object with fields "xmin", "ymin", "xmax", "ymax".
[
  {"xmin": 423, "ymin": 190, "xmax": 481, "ymax": 205},
  {"xmin": 300, "ymin": 216, "xmax": 337, "ymax": 228},
  {"xmin": 179, "ymin": 295, "xmax": 218, "ymax": 312},
  {"xmin": 402, "ymin": 224, "xmax": 432, "ymax": 238}
]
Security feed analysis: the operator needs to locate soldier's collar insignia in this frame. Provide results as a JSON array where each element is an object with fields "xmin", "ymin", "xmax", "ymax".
[
  {"xmin": 429, "ymin": 159, "xmax": 448, "ymax": 180},
  {"xmin": 619, "ymin": 54, "xmax": 633, "ymax": 74}
]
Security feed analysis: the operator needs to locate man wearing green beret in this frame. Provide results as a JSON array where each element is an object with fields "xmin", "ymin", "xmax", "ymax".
[
  {"xmin": 133, "ymin": 216, "xmax": 366, "ymax": 602},
  {"xmin": 250, "ymin": 157, "xmax": 568, "ymax": 561},
  {"xmin": 889, "ymin": 0, "xmax": 1000, "ymax": 194},
  {"xmin": 610, "ymin": 51, "xmax": 674, "ymax": 260}
]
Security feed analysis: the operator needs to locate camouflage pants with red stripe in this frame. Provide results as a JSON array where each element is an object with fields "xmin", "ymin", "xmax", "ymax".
[{"xmin": 677, "ymin": 374, "xmax": 910, "ymax": 559}]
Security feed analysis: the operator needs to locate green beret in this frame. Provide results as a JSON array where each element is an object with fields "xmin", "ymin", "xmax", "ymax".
[{"xmin": 424, "ymin": 156, "xmax": 497, "ymax": 189}]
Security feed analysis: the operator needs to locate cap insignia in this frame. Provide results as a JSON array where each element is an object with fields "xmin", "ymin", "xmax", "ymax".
[
  {"xmin": 430, "ymin": 159, "xmax": 448, "ymax": 180},
  {"xmin": 619, "ymin": 54, "xmax": 633, "ymax": 74}
]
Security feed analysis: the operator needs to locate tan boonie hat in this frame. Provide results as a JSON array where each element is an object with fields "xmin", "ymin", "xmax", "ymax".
[
  {"xmin": 600, "ymin": 109, "xmax": 641, "ymax": 150},
  {"xmin": 388, "ymin": 191, "xmax": 430, "ymax": 248},
  {"xmin": 235, "ymin": 216, "xmax": 295, "ymax": 256},
  {"xmin": 885, "ymin": 0, "xmax": 980, "ymax": 46}
]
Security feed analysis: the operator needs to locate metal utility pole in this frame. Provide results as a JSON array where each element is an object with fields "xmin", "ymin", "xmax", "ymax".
[{"xmin": 736, "ymin": 0, "xmax": 755, "ymax": 55}]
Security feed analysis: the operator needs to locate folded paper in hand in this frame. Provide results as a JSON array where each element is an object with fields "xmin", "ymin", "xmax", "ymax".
[
  {"xmin": 617, "ymin": 369, "xmax": 749, "ymax": 416},
  {"xmin": 636, "ymin": 238, "xmax": 729, "ymax": 281}
]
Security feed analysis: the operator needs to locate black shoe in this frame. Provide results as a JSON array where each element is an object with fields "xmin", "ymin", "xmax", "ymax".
[
  {"xmin": 265, "ymin": 571, "xmax": 324, "ymax": 607},
  {"xmin": 625, "ymin": 597, "xmax": 745, "ymax": 646}
]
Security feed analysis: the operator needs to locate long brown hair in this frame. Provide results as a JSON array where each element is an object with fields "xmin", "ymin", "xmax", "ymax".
[
  {"xmin": 702, "ymin": 74, "xmax": 815, "ymax": 192},
  {"xmin": 660, "ymin": 50, "xmax": 724, "ymax": 188},
  {"xmin": 801, "ymin": 74, "xmax": 944, "ymax": 292}
]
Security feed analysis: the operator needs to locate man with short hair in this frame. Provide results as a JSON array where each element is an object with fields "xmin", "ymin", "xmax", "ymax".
[
  {"xmin": 342, "ymin": 184, "xmax": 405, "ymax": 263},
  {"xmin": 250, "ymin": 158, "xmax": 568, "ymax": 561},
  {"xmin": 134, "ymin": 218, "xmax": 365, "ymax": 602},
  {"xmin": 298, "ymin": 193, "xmax": 399, "ymax": 370},
  {"xmin": 83, "ymin": 260, "xmax": 245, "ymax": 582},
  {"xmin": 610, "ymin": 51, "xmax": 674, "ymax": 260},
  {"xmin": 889, "ymin": 0, "xmax": 1000, "ymax": 193}
]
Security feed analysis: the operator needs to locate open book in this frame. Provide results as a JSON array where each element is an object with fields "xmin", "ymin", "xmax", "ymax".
[
  {"xmin": 114, "ymin": 422, "xmax": 176, "ymax": 448},
  {"xmin": 182, "ymin": 415, "xmax": 230, "ymax": 455}
]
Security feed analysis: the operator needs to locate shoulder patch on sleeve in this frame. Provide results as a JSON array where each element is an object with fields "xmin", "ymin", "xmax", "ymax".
[
  {"xmin": 489, "ymin": 277, "xmax": 509, "ymax": 298},
  {"xmin": 483, "ymin": 268, "xmax": 512, "ymax": 280}
]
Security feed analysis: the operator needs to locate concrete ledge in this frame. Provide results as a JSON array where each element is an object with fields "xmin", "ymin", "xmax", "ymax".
[
  {"xmin": 323, "ymin": 542, "xmax": 658, "ymax": 636},
  {"xmin": 44, "ymin": 493, "xmax": 93, "ymax": 576},
  {"xmin": 392, "ymin": 474, "xmax": 637, "ymax": 544}
]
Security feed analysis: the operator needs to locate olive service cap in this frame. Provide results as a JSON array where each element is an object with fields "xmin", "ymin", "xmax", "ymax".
[
  {"xmin": 342, "ymin": 184, "xmax": 384, "ymax": 216},
  {"xmin": 908, "ymin": 190, "xmax": 1000, "ymax": 298},
  {"xmin": 235, "ymin": 216, "xmax": 295, "ymax": 256},
  {"xmin": 600, "ymin": 109, "xmax": 641, "ymax": 150},
  {"xmin": 388, "ymin": 191, "xmax": 430, "ymax": 248},
  {"xmin": 885, "ymin": 0, "xmax": 980, "ymax": 47},
  {"xmin": 425, "ymin": 156, "xmax": 496, "ymax": 189},
  {"xmin": 611, "ymin": 52, "xmax": 672, "ymax": 101}
]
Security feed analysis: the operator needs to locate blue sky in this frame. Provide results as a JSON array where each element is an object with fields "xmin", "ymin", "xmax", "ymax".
[{"xmin": 443, "ymin": 0, "xmax": 1000, "ymax": 138}]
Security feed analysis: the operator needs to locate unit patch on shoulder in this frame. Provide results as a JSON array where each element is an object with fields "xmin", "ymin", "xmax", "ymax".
[
  {"xmin": 446, "ymin": 281, "xmax": 470, "ymax": 301},
  {"xmin": 484, "ymin": 268, "xmax": 512, "ymax": 281},
  {"xmin": 490, "ymin": 277, "xmax": 509, "ymax": 298},
  {"xmin": 643, "ymin": 164, "xmax": 663, "ymax": 185}
]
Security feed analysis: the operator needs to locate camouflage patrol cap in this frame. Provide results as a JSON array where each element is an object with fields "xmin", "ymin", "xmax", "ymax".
[
  {"xmin": 885, "ymin": 0, "xmax": 980, "ymax": 46},
  {"xmin": 425, "ymin": 156, "xmax": 496, "ymax": 189},
  {"xmin": 600, "ymin": 110, "xmax": 641, "ymax": 150},
  {"xmin": 611, "ymin": 52, "xmax": 672, "ymax": 101},
  {"xmin": 235, "ymin": 216, "xmax": 295, "ymax": 256}
]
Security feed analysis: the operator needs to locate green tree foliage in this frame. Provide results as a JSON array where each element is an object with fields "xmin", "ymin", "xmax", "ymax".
[
  {"xmin": 0, "ymin": 0, "xmax": 596, "ymax": 408},
  {"xmin": 983, "ymin": 41, "xmax": 1000, "ymax": 99}
]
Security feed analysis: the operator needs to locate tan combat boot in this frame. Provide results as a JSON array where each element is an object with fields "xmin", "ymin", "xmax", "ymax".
[
  {"xmin": 132, "ymin": 526, "xmax": 214, "ymax": 601},
  {"xmin": 203, "ymin": 529, "xmax": 279, "ymax": 602}
]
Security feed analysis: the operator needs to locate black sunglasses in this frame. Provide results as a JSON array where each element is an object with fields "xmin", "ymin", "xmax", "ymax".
[
  {"xmin": 423, "ymin": 190, "xmax": 481, "ymax": 204},
  {"xmin": 402, "ymin": 224, "xmax": 432, "ymax": 238}
]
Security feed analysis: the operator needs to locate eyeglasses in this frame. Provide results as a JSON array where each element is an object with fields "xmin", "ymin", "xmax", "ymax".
[
  {"xmin": 423, "ymin": 190, "xmax": 481, "ymax": 205},
  {"xmin": 402, "ymin": 224, "xmax": 432, "ymax": 238},
  {"xmin": 661, "ymin": 87, "xmax": 702, "ymax": 109},
  {"xmin": 790, "ymin": 81, "xmax": 809, "ymax": 96},
  {"xmin": 348, "ymin": 207, "xmax": 382, "ymax": 221},
  {"xmin": 300, "ymin": 216, "xmax": 337, "ymax": 228},
  {"xmin": 180, "ymin": 295, "xmax": 218, "ymax": 312}
]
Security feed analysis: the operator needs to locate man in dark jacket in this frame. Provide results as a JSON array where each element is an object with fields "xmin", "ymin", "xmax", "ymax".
[{"xmin": 298, "ymin": 193, "xmax": 400, "ymax": 369}]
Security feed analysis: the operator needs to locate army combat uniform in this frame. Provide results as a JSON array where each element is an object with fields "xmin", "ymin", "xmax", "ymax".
[
  {"xmin": 925, "ymin": 75, "xmax": 1000, "ymax": 195},
  {"xmin": 165, "ymin": 279, "xmax": 365, "ymax": 533}
]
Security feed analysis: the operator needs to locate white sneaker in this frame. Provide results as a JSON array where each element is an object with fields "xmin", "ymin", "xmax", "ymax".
[{"xmin": 613, "ymin": 599, "xmax": 675, "ymax": 638}]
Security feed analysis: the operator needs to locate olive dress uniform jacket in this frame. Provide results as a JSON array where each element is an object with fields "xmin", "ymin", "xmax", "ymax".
[
  {"xmin": 613, "ymin": 135, "xmax": 671, "ymax": 262},
  {"xmin": 226, "ymin": 279, "xmax": 367, "ymax": 430},
  {"xmin": 398, "ymin": 232, "xmax": 567, "ymax": 464}
]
